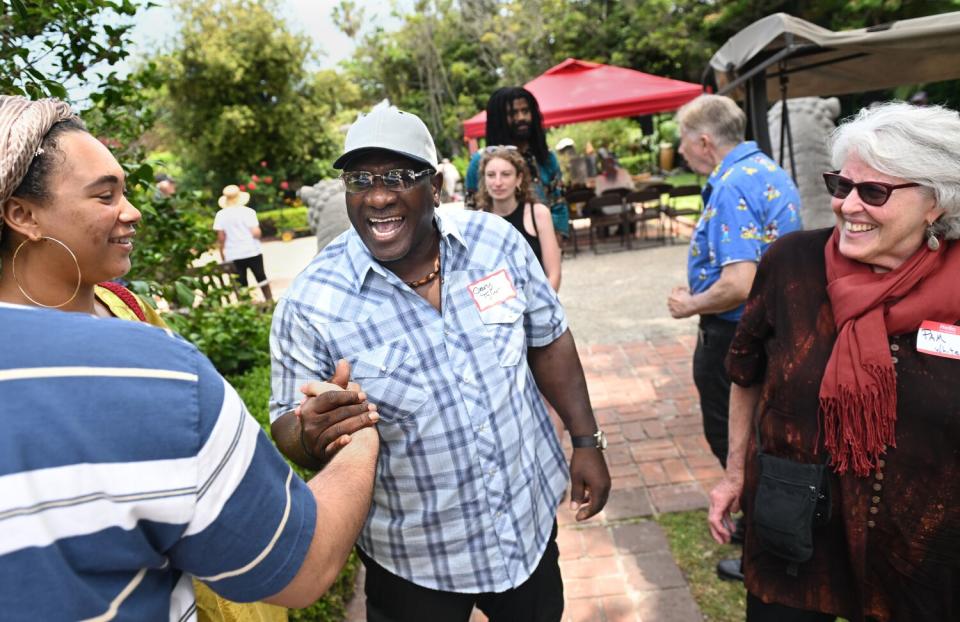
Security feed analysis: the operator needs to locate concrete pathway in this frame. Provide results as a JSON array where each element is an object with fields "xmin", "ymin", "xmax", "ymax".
[{"xmin": 261, "ymin": 235, "xmax": 716, "ymax": 622}]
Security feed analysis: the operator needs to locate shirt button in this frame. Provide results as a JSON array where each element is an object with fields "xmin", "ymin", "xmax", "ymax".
[
  {"xmin": 871, "ymin": 496, "xmax": 881, "ymax": 504},
  {"xmin": 477, "ymin": 423, "xmax": 486, "ymax": 432},
  {"xmin": 890, "ymin": 343, "xmax": 900, "ymax": 352},
  {"xmin": 489, "ymin": 467, "xmax": 497, "ymax": 475},
  {"xmin": 873, "ymin": 483, "xmax": 882, "ymax": 492},
  {"xmin": 867, "ymin": 520, "xmax": 876, "ymax": 528},
  {"xmin": 875, "ymin": 472, "xmax": 884, "ymax": 481},
  {"xmin": 877, "ymin": 459, "xmax": 886, "ymax": 468},
  {"xmin": 380, "ymin": 365, "xmax": 387, "ymax": 372},
  {"xmin": 496, "ymin": 511, "xmax": 502, "ymax": 518},
  {"xmin": 891, "ymin": 356, "xmax": 898, "ymax": 364},
  {"xmin": 869, "ymin": 506, "xmax": 879, "ymax": 515}
]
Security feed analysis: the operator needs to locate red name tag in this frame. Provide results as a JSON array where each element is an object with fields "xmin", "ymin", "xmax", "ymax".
[{"xmin": 916, "ymin": 320, "xmax": 960, "ymax": 360}]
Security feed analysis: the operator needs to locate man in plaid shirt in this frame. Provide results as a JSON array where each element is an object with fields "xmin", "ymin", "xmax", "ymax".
[{"xmin": 269, "ymin": 103, "xmax": 610, "ymax": 622}]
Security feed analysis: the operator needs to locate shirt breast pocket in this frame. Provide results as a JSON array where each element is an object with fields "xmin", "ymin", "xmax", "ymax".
[
  {"xmin": 351, "ymin": 339, "xmax": 428, "ymax": 424},
  {"xmin": 479, "ymin": 299, "xmax": 526, "ymax": 368}
]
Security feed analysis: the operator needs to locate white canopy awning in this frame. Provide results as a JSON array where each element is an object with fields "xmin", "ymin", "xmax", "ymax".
[{"xmin": 709, "ymin": 12, "xmax": 960, "ymax": 100}]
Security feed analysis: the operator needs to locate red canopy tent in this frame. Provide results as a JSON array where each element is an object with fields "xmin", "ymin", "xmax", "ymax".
[{"xmin": 462, "ymin": 58, "xmax": 702, "ymax": 139}]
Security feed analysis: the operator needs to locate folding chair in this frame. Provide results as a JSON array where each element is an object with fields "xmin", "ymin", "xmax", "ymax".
[
  {"xmin": 665, "ymin": 185, "xmax": 703, "ymax": 242},
  {"xmin": 623, "ymin": 189, "xmax": 665, "ymax": 246},
  {"xmin": 584, "ymin": 193, "xmax": 627, "ymax": 253}
]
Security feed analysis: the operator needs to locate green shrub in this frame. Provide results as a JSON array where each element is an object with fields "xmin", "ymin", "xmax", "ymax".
[
  {"xmin": 229, "ymin": 363, "xmax": 361, "ymax": 622},
  {"xmin": 258, "ymin": 206, "xmax": 310, "ymax": 237},
  {"xmin": 164, "ymin": 300, "xmax": 272, "ymax": 376}
]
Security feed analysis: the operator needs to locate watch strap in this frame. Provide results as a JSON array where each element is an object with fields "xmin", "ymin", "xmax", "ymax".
[{"xmin": 571, "ymin": 435, "xmax": 596, "ymax": 448}]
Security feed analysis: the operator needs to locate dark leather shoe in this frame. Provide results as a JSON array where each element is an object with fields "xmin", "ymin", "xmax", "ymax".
[
  {"xmin": 730, "ymin": 516, "xmax": 746, "ymax": 545},
  {"xmin": 716, "ymin": 558, "xmax": 744, "ymax": 582}
]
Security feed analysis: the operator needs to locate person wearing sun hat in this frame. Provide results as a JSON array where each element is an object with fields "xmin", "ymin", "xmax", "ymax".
[
  {"xmin": 213, "ymin": 183, "xmax": 271, "ymax": 301},
  {"xmin": 269, "ymin": 101, "xmax": 610, "ymax": 621}
]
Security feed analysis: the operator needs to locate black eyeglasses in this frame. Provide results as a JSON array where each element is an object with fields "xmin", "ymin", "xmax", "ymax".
[
  {"xmin": 340, "ymin": 169, "xmax": 433, "ymax": 193},
  {"xmin": 822, "ymin": 171, "xmax": 920, "ymax": 207}
]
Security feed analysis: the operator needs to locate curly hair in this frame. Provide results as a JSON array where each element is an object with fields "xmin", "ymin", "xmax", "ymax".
[{"xmin": 474, "ymin": 147, "xmax": 535, "ymax": 212}]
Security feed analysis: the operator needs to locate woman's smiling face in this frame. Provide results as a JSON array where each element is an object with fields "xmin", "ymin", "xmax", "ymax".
[
  {"xmin": 832, "ymin": 153, "xmax": 943, "ymax": 272},
  {"xmin": 32, "ymin": 131, "xmax": 142, "ymax": 285}
]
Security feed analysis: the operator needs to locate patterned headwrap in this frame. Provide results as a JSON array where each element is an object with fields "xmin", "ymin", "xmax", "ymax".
[{"xmin": 0, "ymin": 95, "xmax": 79, "ymax": 212}]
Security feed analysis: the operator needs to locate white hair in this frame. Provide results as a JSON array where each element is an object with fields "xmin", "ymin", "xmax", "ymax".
[
  {"xmin": 830, "ymin": 101, "xmax": 960, "ymax": 240},
  {"xmin": 676, "ymin": 94, "xmax": 746, "ymax": 148}
]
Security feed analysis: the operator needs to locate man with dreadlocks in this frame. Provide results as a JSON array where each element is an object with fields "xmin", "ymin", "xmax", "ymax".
[{"xmin": 465, "ymin": 87, "xmax": 569, "ymax": 240}]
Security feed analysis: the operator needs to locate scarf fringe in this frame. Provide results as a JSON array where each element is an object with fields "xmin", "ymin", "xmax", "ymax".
[{"xmin": 819, "ymin": 364, "xmax": 897, "ymax": 477}]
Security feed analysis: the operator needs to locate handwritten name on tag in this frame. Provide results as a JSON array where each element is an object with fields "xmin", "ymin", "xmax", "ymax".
[
  {"xmin": 916, "ymin": 321, "xmax": 960, "ymax": 361},
  {"xmin": 467, "ymin": 269, "xmax": 517, "ymax": 312}
]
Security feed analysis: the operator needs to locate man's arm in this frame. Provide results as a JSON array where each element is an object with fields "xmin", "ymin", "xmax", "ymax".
[
  {"xmin": 263, "ymin": 427, "xmax": 379, "ymax": 608},
  {"xmin": 707, "ymin": 382, "xmax": 759, "ymax": 544},
  {"xmin": 527, "ymin": 329, "xmax": 610, "ymax": 521},
  {"xmin": 667, "ymin": 261, "xmax": 757, "ymax": 319}
]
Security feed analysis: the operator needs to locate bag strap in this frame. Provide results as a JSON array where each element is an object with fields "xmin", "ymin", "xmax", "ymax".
[{"xmin": 97, "ymin": 281, "xmax": 147, "ymax": 322}]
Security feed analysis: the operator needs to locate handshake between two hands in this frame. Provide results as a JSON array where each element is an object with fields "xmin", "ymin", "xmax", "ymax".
[{"xmin": 297, "ymin": 359, "xmax": 380, "ymax": 465}]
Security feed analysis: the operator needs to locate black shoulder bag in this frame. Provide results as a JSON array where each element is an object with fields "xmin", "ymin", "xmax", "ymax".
[{"xmin": 752, "ymin": 411, "xmax": 832, "ymax": 575}]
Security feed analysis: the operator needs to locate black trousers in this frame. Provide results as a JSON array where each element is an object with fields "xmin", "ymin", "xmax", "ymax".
[
  {"xmin": 359, "ymin": 523, "xmax": 563, "ymax": 622},
  {"xmin": 747, "ymin": 593, "xmax": 837, "ymax": 621},
  {"xmin": 692, "ymin": 315, "xmax": 738, "ymax": 468},
  {"xmin": 232, "ymin": 254, "xmax": 267, "ymax": 287}
]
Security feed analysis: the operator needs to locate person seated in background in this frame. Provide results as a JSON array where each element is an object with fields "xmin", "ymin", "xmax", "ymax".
[
  {"xmin": 154, "ymin": 172, "xmax": 177, "ymax": 198},
  {"xmin": 593, "ymin": 148, "xmax": 635, "ymax": 196}
]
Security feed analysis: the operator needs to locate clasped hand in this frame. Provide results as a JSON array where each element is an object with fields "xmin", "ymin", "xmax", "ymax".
[{"xmin": 298, "ymin": 359, "xmax": 379, "ymax": 464}]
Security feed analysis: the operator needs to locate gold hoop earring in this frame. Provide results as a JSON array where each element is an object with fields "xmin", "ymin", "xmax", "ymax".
[{"xmin": 11, "ymin": 236, "xmax": 82, "ymax": 308}]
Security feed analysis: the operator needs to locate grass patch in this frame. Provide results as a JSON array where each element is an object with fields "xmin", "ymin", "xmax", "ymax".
[{"xmin": 656, "ymin": 510, "xmax": 745, "ymax": 622}]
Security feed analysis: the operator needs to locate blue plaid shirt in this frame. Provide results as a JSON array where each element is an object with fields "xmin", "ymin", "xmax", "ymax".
[{"xmin": 270, "ymin": 208, "xmax": 569, "ymax": 593}]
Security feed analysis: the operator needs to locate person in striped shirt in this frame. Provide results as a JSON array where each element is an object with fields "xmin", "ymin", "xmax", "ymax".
[{"xmin": 0, "ymin": 302, "xmax": 378, "ymax": 619}]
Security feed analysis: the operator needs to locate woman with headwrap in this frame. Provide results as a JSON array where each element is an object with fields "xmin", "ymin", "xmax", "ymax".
[{"xmin": 0, "ymin": 95, "xmax": 286, "ymax": 622}]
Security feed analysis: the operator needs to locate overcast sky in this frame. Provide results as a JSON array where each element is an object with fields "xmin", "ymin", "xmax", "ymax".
[{"xmin": 128, "ymin": 0, "xmax": 406, "ymax": 68}]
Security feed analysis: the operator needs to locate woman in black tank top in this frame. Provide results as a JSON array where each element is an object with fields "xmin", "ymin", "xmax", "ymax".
[{"xmin": 475, "ymin": 146, "xmax": 562, "ymax": 291}]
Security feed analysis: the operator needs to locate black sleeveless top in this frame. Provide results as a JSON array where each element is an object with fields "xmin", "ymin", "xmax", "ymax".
[{"xmin": 502, "ymin": 203, "xmax": 543, "ymax": 267}]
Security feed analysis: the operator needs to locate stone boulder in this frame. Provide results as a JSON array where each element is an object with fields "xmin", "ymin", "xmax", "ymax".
[
  {"xmin": 768, "ymin": 97, "xmax": 841, "ymax": 229},
  {"xmin": 300, "ymin": 179, "xmax": 352, "ymax": 252}
]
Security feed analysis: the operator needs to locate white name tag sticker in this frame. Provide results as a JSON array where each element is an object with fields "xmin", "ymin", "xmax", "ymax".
[
  {"xmin": 467, "ymin": 269, "xmax": 517, "ymax": 312},
  {"xmin": 916, "ymin": 320, "xmax": 960, "ymax": 360}
]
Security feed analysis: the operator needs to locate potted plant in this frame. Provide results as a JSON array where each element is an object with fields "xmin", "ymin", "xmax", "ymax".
[{"xmin": 658, "ymin": 119, "xmax": 679, "ymax": 172}]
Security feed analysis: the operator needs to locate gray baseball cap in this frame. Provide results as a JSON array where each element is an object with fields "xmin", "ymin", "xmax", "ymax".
[{"xmin": 333, "ymin": 102, "xmax": 439, "ymax": 171}]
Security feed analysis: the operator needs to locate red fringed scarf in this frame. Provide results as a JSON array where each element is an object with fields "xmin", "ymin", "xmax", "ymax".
[{"xmin": 821, "ymin": 228, "xmax": 960, "ymax": 476}]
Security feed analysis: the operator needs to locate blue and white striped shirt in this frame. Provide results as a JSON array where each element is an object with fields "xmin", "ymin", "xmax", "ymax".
[
  {"xmin": 0, "ymin": 304, "xmax": 317, "ymax": 621},
  {"xmin": 270, "ymin": 209, "xmax": 569, "ymax": 593}
]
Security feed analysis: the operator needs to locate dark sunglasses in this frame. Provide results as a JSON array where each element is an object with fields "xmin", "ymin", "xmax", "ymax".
[
  {"xmin": 822, "ymin": 171, "xmax": 920, "ymax": 207},
  {"xmin": 340, "ymin": 168, "xmax": 433, "ymax": 193}
]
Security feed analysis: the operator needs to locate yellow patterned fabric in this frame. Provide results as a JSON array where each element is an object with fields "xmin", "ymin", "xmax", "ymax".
[
  {"xmin": 193, "ymin": 580, "xmax": 287, "ymax": 622},
  {"xmin": 92, "ymin": 284, "xmax": 288, "ymax": 622}
]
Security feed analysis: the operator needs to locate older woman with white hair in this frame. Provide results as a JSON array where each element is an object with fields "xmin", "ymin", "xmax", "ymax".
[{"xmin": 708, "ymin": 101, "xmax": 960, "ymax": 622}]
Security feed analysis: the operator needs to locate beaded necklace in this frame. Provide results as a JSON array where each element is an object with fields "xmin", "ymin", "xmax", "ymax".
[{"xmin": 405, "ymin": 255, "xmax": 441, "ymax": 289}]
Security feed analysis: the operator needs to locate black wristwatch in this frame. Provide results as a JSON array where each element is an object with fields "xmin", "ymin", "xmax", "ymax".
[{"xmin": 571, "ymin": 429, "xmax": 607, "ymax": 451}]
